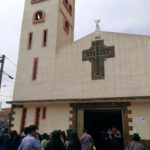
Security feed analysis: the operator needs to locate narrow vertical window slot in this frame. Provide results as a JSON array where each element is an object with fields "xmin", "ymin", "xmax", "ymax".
[
  {"xmin": 35, "ymin": 107, "xmax": 41, "ymax": 129},
  {"xmin": 43, "ymin": 29, "xmax": 48, "ymax": 47},
  {"xmin": 20, "ymin": 108, "xmax": 27, "ymax": 133},
  {"xmin": 42, "ymin": 107, "xmax": 47, "ymax": 119},
  {"xmin": 28, "ymin": 32, "xmax": 33, "ymax": 49},
  {"xmin": 32, "ymin": 57, "xmax": 39, "ymax": 81}
]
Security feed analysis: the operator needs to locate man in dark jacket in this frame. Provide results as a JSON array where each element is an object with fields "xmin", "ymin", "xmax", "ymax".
[{"xmin": 126, "ymin": 133, "xmax": 146, "ymax": 150}]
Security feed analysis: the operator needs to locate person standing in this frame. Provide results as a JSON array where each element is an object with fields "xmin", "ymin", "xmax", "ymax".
[
  {"xmin": 80, "ymin": 129, "xmax": 94, "ymax": 150},
  {"xmin": 41, "ymin": 133, "xmax": 49, "ymax": 150},
  {"xmin": 0, "ymin": 128, "xmax": 9, "ymax": 150},
  {"xmin": 18, "ymin": 125, "xmax": 41, "ymax": 150},
  {"xmin": 66, "ymin": 129, "xmax": 73, "ymax": 149},
  {"xmin": 45, "ymin": 130, "xmax": 65, "ymax": 150},
  {"xmin": 60, "ymin": 131, "xmax": 67, "ymax": 145},
  {"xmin": 67, "ymin": 131, "xmax": 81, "ymax": 150},
  {"xmin": 7, "ymin": 130, "xmax": 21, "ymax": 150},
  {"xmin": 126, "ymin": 133, "xmax": 146, "ymax": 150},
  {"xmin": 111, "ymin": 126, "xmax": 121, "ymax": 150}
]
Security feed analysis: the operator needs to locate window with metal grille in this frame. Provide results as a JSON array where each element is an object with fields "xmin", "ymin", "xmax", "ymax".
[
  {"xmin": 35, "ymin": 107, "xmax": 41, "ymax": 129},
  {"xmin": 20, "ymin": 108, "xmax": 27, "ymax": 133}
]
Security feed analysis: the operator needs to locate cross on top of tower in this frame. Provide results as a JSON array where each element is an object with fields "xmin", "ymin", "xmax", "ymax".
[
  {"xmin": 94, "ymin": 19, "xmax": 101, "ymax": 40},
  {"xmin": 94, "ymin": 19, "xmax": 101, "ymax": 31},
  {"xmin": 82, "ymin": 40, "xmax": 115, "ymax": 80}
]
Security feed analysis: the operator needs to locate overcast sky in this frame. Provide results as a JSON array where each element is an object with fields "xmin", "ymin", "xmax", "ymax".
[{"xmin": 0, "ymin": 0, "xmax": 150, "ymax": 108}]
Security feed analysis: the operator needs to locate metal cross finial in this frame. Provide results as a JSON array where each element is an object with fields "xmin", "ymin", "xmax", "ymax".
[
  {"xmin": 94, "ymin": 19, "xmax": 101, "ymax": 31},
  {"xmin": 94, "ymin": 19, "xmax": 101, "ymax": 39}
]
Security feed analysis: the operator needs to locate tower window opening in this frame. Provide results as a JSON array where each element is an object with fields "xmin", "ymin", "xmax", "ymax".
[
  {"xmin": 31, "ymin": 0, "xmax": 45, "ymax": 4},
  {"xmin": 65, "ymin": 21, "xmax": 69, "ymax": 30},
  {"xmin": 63, "ymin": 0, "xmax": 72, "ymax": 16},
  {"xmin": 43, "ymin": 29, "xmax": 48, "ymax": 47},
  {"xmin": 32, "ymin": 57, "xmax": 39, "ymax": 81},
  {"xmin": 69, "ymin": 4, "xmax": 72, "ymax": 15},
  {"xmin": 28, "ymin": 32, "xmax": 33, "ymax": 49},
  {"xmin": 33, "ymin": 10, "xmax": 45, "ymax": 24},
  {"xmin": 64, "ymin": 19, "xmax": 70, "ymax": 34},
  {"xmin": 65, "ymin": 0, "xmax": 68, "ymax": 4},
  {"xmin": 36, "ymin": 12, "xmax": 42, "ymax": 20}
]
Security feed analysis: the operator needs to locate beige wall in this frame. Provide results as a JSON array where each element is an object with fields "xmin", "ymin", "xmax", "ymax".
[
  {"xmin": 54, "ymin": 32, "xmax": 150, "ymax": 99},
  {"xmin": 13, "ymin": 0, "xmax": 59, "ymax": 101},
  {"xmin": 14, "ymin": 30, "xmax": 150, "ymax": 101},
  {"xmin": 128, "ymin": 101, "xmax": 150, "ymax": 140},
  {"xmin": 13, "ymin": 0, "xmax": 76, "ymax": 102},
  {"xmin": 12, "ymin": 103, "xmax": 71, "ymax": 133},
  {"xmin": 12, "ymin": 101, "xmax": 150, "ymax": 141},
  {"xmin": 13, "ymin": 0, "xmax": 150, "ymax": 102}
]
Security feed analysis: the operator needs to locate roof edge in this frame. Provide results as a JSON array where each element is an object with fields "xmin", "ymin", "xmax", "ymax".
[{"xmin": 7, "ymin": 96, "xmax": 150, "ymax": 105}]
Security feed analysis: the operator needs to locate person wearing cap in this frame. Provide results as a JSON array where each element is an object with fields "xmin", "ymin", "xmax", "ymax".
[
  {"xmin": 126, "ymin": 133, "xmax": 146, "ymax": 150},
  {"xmin": 18, "ymin": 125, "xmax": 41, "ymax": 150}
]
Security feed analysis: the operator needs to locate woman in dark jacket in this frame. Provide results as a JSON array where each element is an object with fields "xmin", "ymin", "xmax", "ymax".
[
  {"xmin": 45, "ymin": 130, "xmax": 65, "ymax": 150},
  {"xmin": 67, "ymin": 131, "xmax": 81, "ymax": 150},
  {"xmin": 7, "ymin": 130, "xmax": 21, "ymax": 150}
]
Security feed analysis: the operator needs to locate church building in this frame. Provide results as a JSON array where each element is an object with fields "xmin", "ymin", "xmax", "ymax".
[{"xmin": 8, "ymin": 0, "xmax": 150, "ymax": 149}]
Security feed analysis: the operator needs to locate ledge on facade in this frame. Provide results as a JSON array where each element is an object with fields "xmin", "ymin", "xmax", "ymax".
[{"xmin": 6, "ymin": 96, "xmax": 150, "ymax": 105}]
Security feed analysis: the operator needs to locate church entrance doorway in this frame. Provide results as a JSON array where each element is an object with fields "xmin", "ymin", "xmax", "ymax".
[{"xmin": 84, "ymin": 109, "xmax": 124, "ymax": 150}]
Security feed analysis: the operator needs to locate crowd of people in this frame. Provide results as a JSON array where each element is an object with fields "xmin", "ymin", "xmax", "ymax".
[
  {"xmin": 98, "ymin": 127, "xmax": 122, "ymax": 150},
  {"xmin": 0, "ymin": 125, "xmax": 147, "ymax": 150}
]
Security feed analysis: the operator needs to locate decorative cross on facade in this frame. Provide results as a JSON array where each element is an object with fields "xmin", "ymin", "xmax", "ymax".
[{"xmin": 82, "ymin": 40, "xmax": 115, "ymax": 80}]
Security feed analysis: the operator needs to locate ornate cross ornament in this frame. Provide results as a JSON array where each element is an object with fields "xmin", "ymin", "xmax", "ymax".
[{"xmin": 82, "ymin": 40, "xmax": 115, "ymax": 80}]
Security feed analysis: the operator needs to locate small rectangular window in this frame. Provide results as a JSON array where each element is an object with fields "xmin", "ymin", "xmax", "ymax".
[
  {"xmin": 42, "ymin": 107, "xmax": 47, "ymax": 119},
  {"xmin": 63, "ymin": 19, "xmax": 70, "ymax": 34},
  {"xmin": 32, "ymin": 57, "xmax": 39, "ymax": 81},
  {"xmin": 20, "ymin": 108, "xmax": 27, "ymax": 133},
  {"xmin": 35, "ymin": 107, "xmax": 41, "ymax": 129},
  {"xmin": 43, "ymin": 29, "xmax": 48, "ymax": 47},
  {"xmin": 28, "ymin": 32, "xmax": 33, "ymax": 49}
]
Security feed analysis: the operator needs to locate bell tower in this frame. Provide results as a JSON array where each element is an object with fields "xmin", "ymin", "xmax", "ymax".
[
  {"xmin": 13, "ymin": 0, "xmax": 75, "ymax": 101},
  {"xmin": 20, "ymin": 0, "xmax": 75, "ymax": 53}
]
